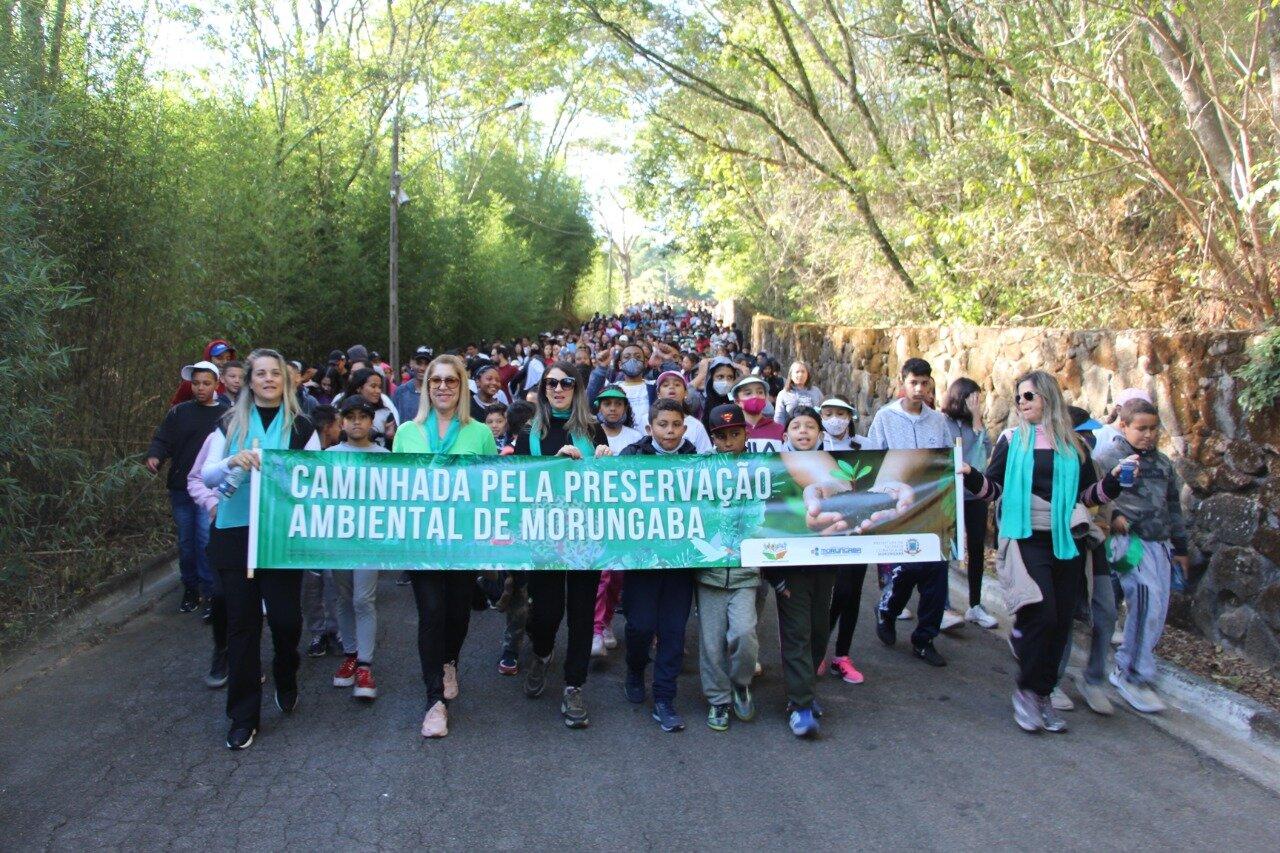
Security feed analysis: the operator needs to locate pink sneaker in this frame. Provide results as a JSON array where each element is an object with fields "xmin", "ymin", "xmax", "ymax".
[{"xmin": 830, "ymin": 656, "xmax": 865, "ymax": 684}]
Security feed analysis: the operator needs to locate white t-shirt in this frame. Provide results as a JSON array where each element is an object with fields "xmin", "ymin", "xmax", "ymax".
[
  {"xmin": 523, "ymin": 359, "xmax": 545, "ymax": 391},
  {"xmin": 604, "ymin": 425, "xmax": 644, "ymax": 454},
  {"xmin": 681, "ymin": 415, "xmax": 714, "ymax": 454},
  {"xmin": 622, "ymin": 381, "xmax": 652, "ymax": 427}
]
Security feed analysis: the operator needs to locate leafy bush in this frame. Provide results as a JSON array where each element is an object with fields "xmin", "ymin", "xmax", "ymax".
[{"xmin": 1237, "ymin": 325, "xmax": 1280, "ymax": 416}]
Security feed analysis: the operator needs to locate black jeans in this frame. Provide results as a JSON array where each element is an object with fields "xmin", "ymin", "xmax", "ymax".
[
  {"xmin": 527, "ymin": 569, "xmax": 601, "ymax": 688},
  {"xmin": 409, "ymin": 571, "xmax": 476, "ymax": 706},
  {"xmin": 211, "ymin": 525, "xmax": 302, "ymax": 730},
  {"xmin": 877, "ymin": 561, "xmax": 948, "ymax": 647},
  {"xmin": 777, "ymin": 569, "xmax": 835, "ymax": 708},
  {"xmin": 1012, "ymin": 535, "xmax": 1084, "ymax": 696},
  {"xmin": 963, "ymin": 500, "xmax": 990, "ymax": 608},
  {"xmin": 828, "ymin": 565, "xmax": 868, "ymax": 658}
]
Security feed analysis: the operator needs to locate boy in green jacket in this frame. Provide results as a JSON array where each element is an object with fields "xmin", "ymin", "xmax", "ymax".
[{"xmin": 696, "ymin": 403, "xmax": 760, "ymax": 731}]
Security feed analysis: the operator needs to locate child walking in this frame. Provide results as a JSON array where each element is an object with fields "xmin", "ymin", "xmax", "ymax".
[
  {"xmin": 327, "ymin": 396, "xmax": 387, "ymax": 700},
  {"xmin": 767, "ymin": 406, "xmax": 837, "ymax": 738},
  {"xmin": 620, "ymin": 399, "xmax": 697, "ymax": 732},
  {"xmin": 1093, "ymin": 399, "xmax": 1187, "ymax": 714},
  {"xmin": 696, "ymin": 403, "xmax": 760, "ymax": 731}
]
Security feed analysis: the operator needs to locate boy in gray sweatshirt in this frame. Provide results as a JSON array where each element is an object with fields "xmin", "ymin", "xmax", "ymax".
[
  {"xmin": 1094, "ymin": 399, "xmax": 1187, "ymax": 714},
  {"xmin": 864, "ymin": 358, "xmax": 952, "ymax": 667}
]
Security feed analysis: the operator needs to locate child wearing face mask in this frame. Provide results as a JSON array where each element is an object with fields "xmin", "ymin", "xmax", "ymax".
[
  {"xmin": 818, "ymin": 397, "xmax": 862, "ymax": 450},
  {"xmin": 593, "ymin": 385, "xmax": 643, "ymax": 454},
  {"xmin": 764, "ymin": 407, "xmax": 836, "ymax": 738},
  {"xmin": 696, "ymin": 356, "xmax": 740, "ymax": 428},
  {"xmin": 731, "ymin": 376, "xmax": 785, "ymax": 453}
]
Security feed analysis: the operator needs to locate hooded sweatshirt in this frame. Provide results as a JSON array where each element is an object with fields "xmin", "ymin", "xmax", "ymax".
[
  {"xmin": 863, "ymin": 399, "xmax": 952, "ymax": 451},
  {"xmin": 169, "ymin": 339, "xmax": 234, "ymax": 406}
]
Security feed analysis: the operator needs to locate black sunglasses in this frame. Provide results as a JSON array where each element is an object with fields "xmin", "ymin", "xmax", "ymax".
[
  {"xmin": 544, "ymin": 377, "xmax": 577, "ymax": 390},
  {"xmin": 1019, "ymin": 390, "xmax": 1040, "ymax": 402}
]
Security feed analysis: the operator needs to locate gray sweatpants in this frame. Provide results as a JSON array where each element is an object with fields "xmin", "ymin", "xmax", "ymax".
[
  {"xmin": 302, "ymin": 569, "xmax": 338, "ymax": 639},
  {"xmin": 330, "ymin": 569, "xmax": 378, "ymax": 663},
  {"xmin": 1110, "ymin": 537, "xmax": 1172, "ymax": 685},
  {"xmin": 696, "ymin": 584, "xmax": 760, "ymax": 706}
]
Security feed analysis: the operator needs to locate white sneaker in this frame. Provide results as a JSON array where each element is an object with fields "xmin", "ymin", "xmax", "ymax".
[
  {"xmin": 965, "ymin": 605, "xmax": 998, "ymax": 629},
  {"xmin": 754, "ymin": 661, "xmax": 763, "ymax": 677},
  {"xmin": 1111, "ymin": 627, "xmax": 1124, "ymax": 647},
  {"xmin": 1050, "ymin": 686, "xmax": 1075, "ymax": 711},
  {"xmin": 1109, "ymin": 670, "xmax": 1163, "ymax": 713},
  {"xmin": 591, "ymin": 634, "xmax": 607, "ymax": 658},
  {"xmin": 601, "ymin": 626, "xmax": 618, "ymax": 649},
  {"xmin": 897, "ymin": 608, "xmax": 913, "ymax": 621},
  {"xmin": 940, "ymin": 611, "xmax": 964, "ymax": 632}
]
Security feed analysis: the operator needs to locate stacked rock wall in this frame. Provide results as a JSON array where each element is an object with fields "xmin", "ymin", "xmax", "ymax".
[{"xmin": 753, "ymin": 317, "xmax": 1280, "ymax": 670}]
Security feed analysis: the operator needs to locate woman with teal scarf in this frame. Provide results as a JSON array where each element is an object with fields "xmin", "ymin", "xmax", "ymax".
[
  {"xmin": 394, "ymin": 355, "xmax": 497, "ymax": 739},
  {"xmin": 512, "ymin": 361, "xmax": 611, "ymax": 730},
  {"xmin": 963, "ymin": 371, "xmax": 1127, "ymax": 735},
  {"xmin": 200, "ymin": 349, "xmax": 321, "ymax": 751}
]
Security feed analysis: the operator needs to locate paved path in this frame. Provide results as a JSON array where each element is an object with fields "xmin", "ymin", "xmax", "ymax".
[{"xmin": 2, "ymin": 573, "xmax": 1279, "ymax": 850}]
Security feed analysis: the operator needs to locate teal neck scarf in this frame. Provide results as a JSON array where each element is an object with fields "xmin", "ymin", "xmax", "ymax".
[
  {"xmin": 426, "ymin": 409, "xmax": 461, "ymax": 454},
  {"xmin": 999, "ymin": 425, "xmax": 1080, "ymax": 559},
  {"xmin": 529, "ymin": 414, "xmax": 593, "ymax": 457},
  {"xmin": 218, "ymin": 404, "xmax": 285, "ymax": 529}
]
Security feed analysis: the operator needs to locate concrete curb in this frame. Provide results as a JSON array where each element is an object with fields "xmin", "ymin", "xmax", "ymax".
[
  {"xmin": 944, "ymin": 565, "xmax": 1280, "ymax": 744},
  {"xmin": 0, "ymin": 549, "xmax": 179, "ymax": 697}
]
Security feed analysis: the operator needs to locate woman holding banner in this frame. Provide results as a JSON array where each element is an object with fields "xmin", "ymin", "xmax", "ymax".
[
  {"xmin": 200, "ymin": 348, "xmax": 320, "ymax": 751},
  {"xmin": 513, "ymin": 361, "xmax": 611, "ymax": 729},
  {"xmin": 394, "ymin": 354, "xmax": 497, "ymax": 739}
]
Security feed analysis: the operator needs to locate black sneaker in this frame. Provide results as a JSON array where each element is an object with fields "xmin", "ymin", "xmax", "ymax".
[
  {"xmin": 624, "ymin": 668, "xmax": 645, "ymax": 704},
  {"xmin": 226, "ymin": 726, "xmax": 256, "ymax": 750},
  {"xmin": 201, "ymin": 603, "xmax": 214, "ymax": 623},
  {"xmin": 524, "ymin": 654, "xmax": 549, "ymax": 698},
  {"xmin": 875, "ymin": 610, "xmax": 896, "ymax": 646},
  {"xmin": 912, "ymin": 642, "xmax": 947, "ymax": 667},
  {"xmin": 275, "ymin": 685, "xmax": 299, "ymax": 714},
  {"xmin": 179, "ymin": 587, "xmax": 200, "ymax": 613},
  {"xmin": 204, "ymin": 648, "xmax": 228, "ymax": 689},
  {"xmin": 306, "ymin": 636, "xmax": 328, "ymax": 658}
]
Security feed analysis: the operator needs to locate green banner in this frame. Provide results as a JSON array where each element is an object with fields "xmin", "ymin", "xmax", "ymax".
[{"xmin": 249, "ymin": 448, "xmax": 960, "ymax": 571}]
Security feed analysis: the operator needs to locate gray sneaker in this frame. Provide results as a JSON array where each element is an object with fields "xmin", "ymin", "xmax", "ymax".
[
  {"xmin": 561, "ymin": 686, "xmax": 589, "ymax": 728},
  {"xmin": 1110, "ymin": 670, "xmax": 1164, "ymax": 713},
  {"xmin": 1012, "ymin": 688, "xmax": 1043, "ymax": 732},
  {"xmin": 524, "ymin": 654, "xmax": 550, "ymax": 698},
  {"xmin": 1039, "ymin": 695, "xmax": 1068, "ymax": 733},
  {"xmin": 731, "ymin": 684, "xmax": 756, "ymax": 722},
  {"xmin": 1075, "ymin": 676, "xmax": 1114, "ymax": 716}
]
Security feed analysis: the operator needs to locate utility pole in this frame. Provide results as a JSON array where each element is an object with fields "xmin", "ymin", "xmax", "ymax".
[{"xmin": 388, "ymin": 108, "xmax": 401, "ymax": 375}]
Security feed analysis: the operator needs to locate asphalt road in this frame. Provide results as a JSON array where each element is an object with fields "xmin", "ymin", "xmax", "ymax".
[{"xmin": 2, "ymin": 572, "xmax": 1278, "ymax": 850}]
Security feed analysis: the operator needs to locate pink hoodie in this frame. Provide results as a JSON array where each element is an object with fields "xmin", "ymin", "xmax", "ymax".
[{"xmin": 187, "ymin": 430, "xmax": 220, "ymax": 515}]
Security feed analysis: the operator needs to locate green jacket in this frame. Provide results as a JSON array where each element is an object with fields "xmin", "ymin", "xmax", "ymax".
[
  {"xmin": 697, "ymin": 562, "xmax": 761, "ymax": 590},
  {"xmin": 392, "ymin": 418, "xmax": 497, "ymax": 456}
]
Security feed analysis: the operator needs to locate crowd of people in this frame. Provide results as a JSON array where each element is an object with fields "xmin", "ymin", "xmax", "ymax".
[{"xmin": 144, "ymin": 303, "xmax": 1185, "ymax": 750}]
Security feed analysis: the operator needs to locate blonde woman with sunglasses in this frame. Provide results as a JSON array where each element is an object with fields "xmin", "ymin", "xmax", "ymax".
[{"xmin": 394, "ymin": 355, "xmax": 497, "ymax": 738}]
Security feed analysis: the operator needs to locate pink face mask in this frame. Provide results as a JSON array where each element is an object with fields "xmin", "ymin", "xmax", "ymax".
[{"xmin": 740, "ymin": 397, "xmax": 766, "ymax": 416}]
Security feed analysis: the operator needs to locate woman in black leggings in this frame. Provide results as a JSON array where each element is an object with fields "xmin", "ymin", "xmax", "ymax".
[{"xmin": 941, "ymin": 378, "xmax": 998, "ymax": 628}]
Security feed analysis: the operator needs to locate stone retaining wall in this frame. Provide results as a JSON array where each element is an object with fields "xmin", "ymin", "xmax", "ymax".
[{"xmin": 753, "ymin": 317, "xmax": 1280, "ymax": 670}]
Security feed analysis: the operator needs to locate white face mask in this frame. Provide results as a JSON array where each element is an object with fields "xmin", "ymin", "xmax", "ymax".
[
  {"xmin": 822, "ymin": 416, "xmax": 850, "ymax": 436},
  {"xmin": 712, "ymin": 379, "xmax": 732, "ymax": 396}
]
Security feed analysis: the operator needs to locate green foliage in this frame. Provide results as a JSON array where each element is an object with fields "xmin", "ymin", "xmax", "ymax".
[
  {"xmin": 1237, "ymin": 325, "xmax": 1280, "ymax": 416},
  {"xmin": 0, "ymin": 0, "xmax": 599, "ymax": 641}
]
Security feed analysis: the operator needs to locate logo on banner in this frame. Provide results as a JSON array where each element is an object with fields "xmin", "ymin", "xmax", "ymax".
[{"xmin": 762, "ymin": 542, "xmax": 788, "ymax": 561}]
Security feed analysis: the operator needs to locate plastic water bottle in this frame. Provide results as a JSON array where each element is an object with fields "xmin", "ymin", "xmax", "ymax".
[
  {"xmin": 217, "ymin": 465, "xmax": 246, "ymax": 498},
  {"xmin": 217, "ymin": 438, "xmax": 259, "ymax": 497}
]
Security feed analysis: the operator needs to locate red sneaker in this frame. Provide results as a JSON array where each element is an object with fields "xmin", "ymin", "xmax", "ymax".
[
  {"xmin": 333, "ymin": 654, "xmax": 358, "ymax": 687},
  {"xmin": 353, "ymin": 665, "xmax": 377, "ymax": 700}
]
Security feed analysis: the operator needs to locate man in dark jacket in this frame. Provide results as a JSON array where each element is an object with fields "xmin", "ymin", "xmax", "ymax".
[{"xmin": 148, "ymin": 361, "xmax": 230, "ymax": 612}]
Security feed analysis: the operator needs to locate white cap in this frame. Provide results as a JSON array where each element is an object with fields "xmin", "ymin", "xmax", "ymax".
[
  {"xmin": 181, "ymin": 360, "xmax": 221, "ymax": 381},
  {"xmin": 818, "ymin": 398, "xmax": 854, "ymax": 413}
]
